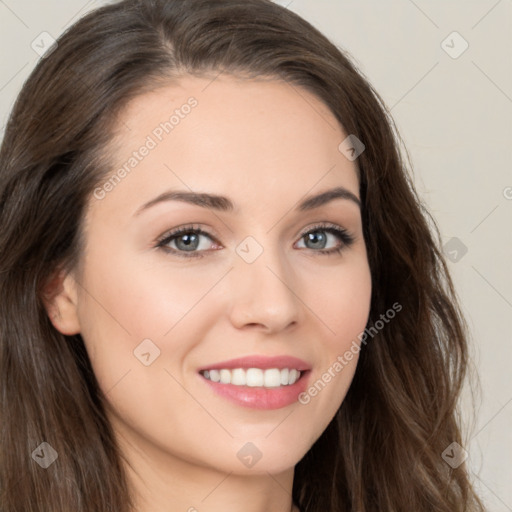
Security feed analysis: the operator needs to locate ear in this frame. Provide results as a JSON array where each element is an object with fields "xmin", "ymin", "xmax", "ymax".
[{"xmin": 41, "ymin": 267, "xmax": 81, "ymax": 335}]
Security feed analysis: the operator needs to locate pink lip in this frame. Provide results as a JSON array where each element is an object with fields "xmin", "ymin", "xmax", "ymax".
[
  {"xmin": 198, "ymin": 355, "xmax": 311, "ymax": 372},
  {"xmin": 197, "ymin": 355, "xmax": 312, "ymax": 410}
]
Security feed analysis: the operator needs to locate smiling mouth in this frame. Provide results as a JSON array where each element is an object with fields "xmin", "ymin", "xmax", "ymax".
[{"xmin": 200, "ymin": 368, "xmax": 303, "ymax": 388}]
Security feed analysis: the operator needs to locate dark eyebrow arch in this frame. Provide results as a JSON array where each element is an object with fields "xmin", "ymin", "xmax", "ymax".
[
  {"xmin": 134, "ymin": 190, "xmax": 234, "ymax": 216},
  {"xmin": 134, "ymin": 186, "xmax": 361, "ymax": 216},
  {"xmin": 297, "ymin": 187, "xmax": 361, "ymax": 211}
]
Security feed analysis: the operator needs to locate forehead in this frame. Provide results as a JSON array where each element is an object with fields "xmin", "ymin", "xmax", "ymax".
[{"xmin": 94, "ymin": 74, "xmax": 360, "ymax": 217}]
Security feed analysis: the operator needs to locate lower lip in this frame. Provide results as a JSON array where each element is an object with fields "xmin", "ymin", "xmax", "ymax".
[{"xmin": 200, "ymin": 371, "xmax": 310, "ymax": 410}]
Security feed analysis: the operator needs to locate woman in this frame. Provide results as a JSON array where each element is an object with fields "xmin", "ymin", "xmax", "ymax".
[{"xmin": 0, "ymin": 0, "xmax": 485, "ymax": 510}]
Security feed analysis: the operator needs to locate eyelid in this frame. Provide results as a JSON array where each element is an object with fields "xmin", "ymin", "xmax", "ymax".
[
  {"xmin": 296, "ymin": 221, "xmax": 350, "ymax": 240},
  {"xmin": 156, "ymin": 223, "xmax": 219, "ymax": 245}
]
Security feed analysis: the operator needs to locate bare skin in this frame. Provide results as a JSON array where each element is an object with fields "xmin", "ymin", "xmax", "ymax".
[{"xmin": 45, "ymin": 74, "xmax": 372, "ymax": 512}]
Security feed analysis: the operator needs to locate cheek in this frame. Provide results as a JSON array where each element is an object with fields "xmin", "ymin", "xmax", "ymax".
[
  {"xmin": 78, "ymin": 251, "xmax": 218, "ymax": 339},
  {"xmin": 75, "ymin": 250, "xmax": 230, "ymax": 389},
  {"xmin": 306, "ymin": 257, "xmax": 372, "ymax": 350},
  {"xmin": 293, "ymin": 257, "xmax": 371, "ymax": 425}
]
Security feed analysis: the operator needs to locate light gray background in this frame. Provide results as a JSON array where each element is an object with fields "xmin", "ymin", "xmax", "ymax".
[{"xmin": 0, "ymin": 1, "xmax": 510, "ymax": 510}]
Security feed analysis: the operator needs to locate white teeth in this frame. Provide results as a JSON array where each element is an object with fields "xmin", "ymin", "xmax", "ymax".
[
  {"xmin": 201, "ymin": 368, "xmax": 302, "ymax": 388},
  {"xmin": 288, "ymin": 369, "xmax": 299, "ymax": 385},
  {"xmin": 231, "ymin": 368, "xmax": 246, "ymax": 386},
  {"xmin": 219, "ymin": 369, "xmax": 231, "ymax": 384},
  {"xmin": 264, "ymin": 368, "xmax": 281, "ymax": 388},
  {"xmin": 209, "ymin": 369, "xmax": 220, "ymax": 383},
  {"xmin": 246, "ymin": 368, "xmax": 263, "ymax": 387}
]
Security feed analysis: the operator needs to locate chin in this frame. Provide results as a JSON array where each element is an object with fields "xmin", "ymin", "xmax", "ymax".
[{"xmin": 205, "ymin": 433, "xmax": 315, "ymax": 476}]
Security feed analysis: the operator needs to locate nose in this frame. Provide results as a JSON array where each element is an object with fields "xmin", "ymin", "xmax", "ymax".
[{"xmin": 227, "ymin": 246, "xmax": 301, "ymax": 334}]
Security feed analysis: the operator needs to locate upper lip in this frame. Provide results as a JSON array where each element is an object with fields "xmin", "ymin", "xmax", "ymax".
[{"xmin": 198, "ymin": 355, "xmax": 311, "ymax": 372}]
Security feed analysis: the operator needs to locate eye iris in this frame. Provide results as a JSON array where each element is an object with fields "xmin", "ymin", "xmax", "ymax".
[
  {"xmin": 305, "ymin": 231, "xmax": 326, "ymax": 249},
  {"xmin": 176, "ymin": 232, "xmax": 199, "ymax": 251}
]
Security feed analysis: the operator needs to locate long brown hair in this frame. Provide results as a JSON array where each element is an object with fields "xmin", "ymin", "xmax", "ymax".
[{"xmin": 0, "ymin": 0, "xmax": 484, "ymax": 510}]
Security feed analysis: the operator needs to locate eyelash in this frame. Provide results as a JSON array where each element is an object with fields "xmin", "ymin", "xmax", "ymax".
[{"xmin": 155, "ymin": 223, "xmax": 355, "ymax": 259}]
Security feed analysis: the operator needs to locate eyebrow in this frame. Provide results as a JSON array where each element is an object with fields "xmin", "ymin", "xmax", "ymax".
[{"xmin": 134, "ymin": 186, "xmax": 361, "ymax": 216}]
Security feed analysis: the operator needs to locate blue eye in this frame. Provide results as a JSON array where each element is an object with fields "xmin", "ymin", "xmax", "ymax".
[
  {"xmin": 156, "ymin": 225, "xmax": 217, "ymax": 258},
  {"xmin": 296, "ymin": 225, "xmax": 355, "ymax": 255},
  {"xmin": 156, "ymin": 223, "xmax": 355, "ymax": 258}
]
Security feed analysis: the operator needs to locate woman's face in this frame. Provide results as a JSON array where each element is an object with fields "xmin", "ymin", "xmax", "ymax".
[{"xmin": 53, "ymin": 74, "xmax": 372, "ymax": 476}]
